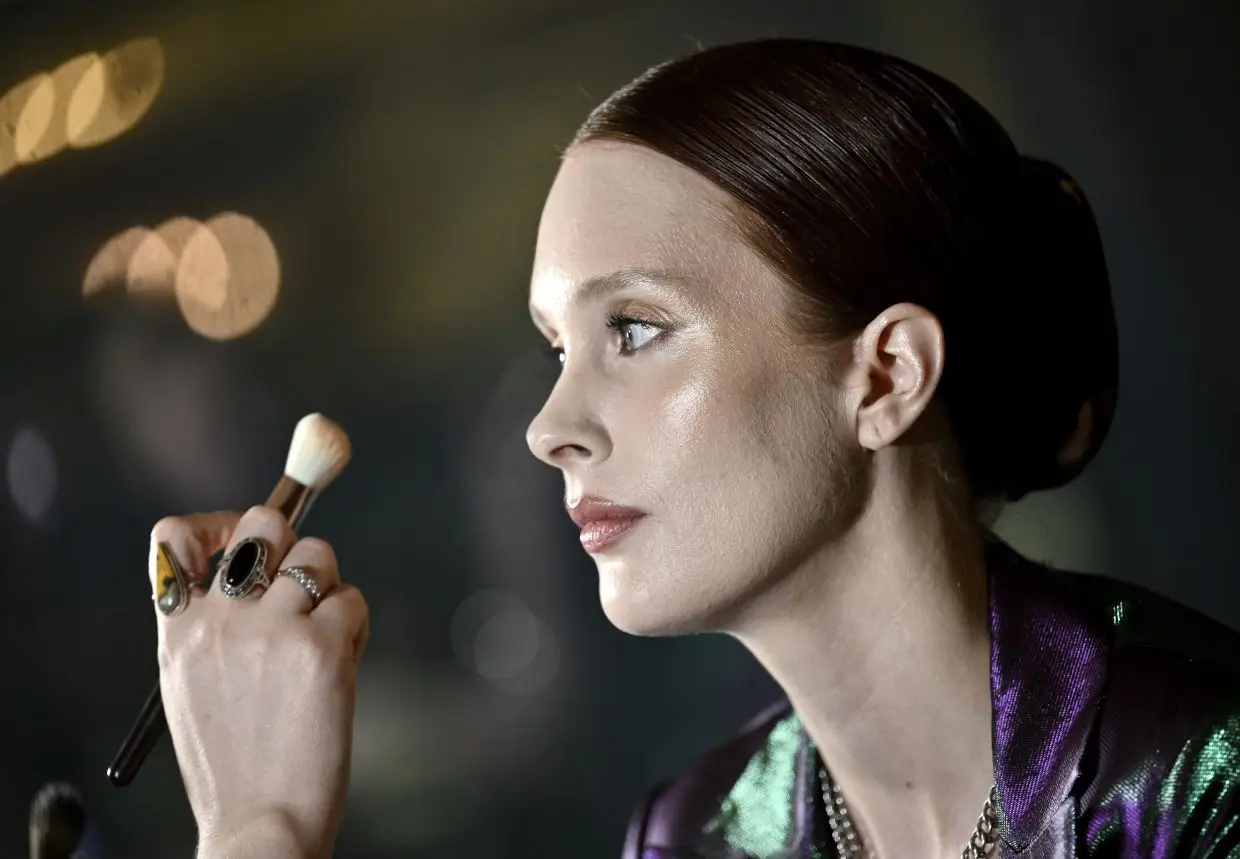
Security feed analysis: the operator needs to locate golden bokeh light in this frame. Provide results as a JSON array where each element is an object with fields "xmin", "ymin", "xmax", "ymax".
[
  {"xmin": 176, "ymin": 213, "xmax": 280, "ymax": 340},
  {"xmin": 82, "ymin": 226, "xmax": 152, "ymax": 296},
  {"xmin": 128, "ymin": 216, "xmax": 202, "ymax": 296},
  {"xmin": 0, "ymin": 37, "xmax": 163, "ymax": 178},
  {"xmin": 68, "ymin": 38, "xmax": 165, "ymax": 150},
  {"xmin": 15, "ymin": 53, "xmax": 99, "ymax": 164},
  {"xmin": 0, "ymin": 74, "xmax": 47, "ymax": 177},
  {"xmin": 85, "ymin": 213, "xmax": 281, "ymax": 341},
  {"xmin": 174, "ymin": 222, "xmax": 229, "ymax": 312}
]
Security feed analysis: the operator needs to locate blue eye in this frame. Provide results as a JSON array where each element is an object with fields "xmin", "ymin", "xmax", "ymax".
[{"xmin": 606, "ymin": 313, "xmax": 663, "ymax": 354}]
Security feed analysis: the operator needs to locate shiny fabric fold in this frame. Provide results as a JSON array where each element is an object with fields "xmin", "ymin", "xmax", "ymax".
[{"xmin": 621, "ymin": 540, "xmax": 1240, "ymax": 859}]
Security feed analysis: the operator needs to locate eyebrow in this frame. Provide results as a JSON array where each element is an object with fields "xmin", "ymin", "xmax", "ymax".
[{"xmin": 529, "ymin": 267, "xmax": 679, "ymax": 332}]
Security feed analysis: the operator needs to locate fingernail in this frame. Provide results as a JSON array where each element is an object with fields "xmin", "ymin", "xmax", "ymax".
[{"xmin": 154, "ymin": 542, "xmax": 190, "ymax": 616}]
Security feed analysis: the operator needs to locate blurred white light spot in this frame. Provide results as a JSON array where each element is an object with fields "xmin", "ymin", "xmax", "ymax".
[
  {"xmin": 7, "ymin": 426, "xmax": 57, "ymax": 523},
  {"xmin": 450, "ymin": 590, "xmax": 560, "ymax": 694},
  {"xmin": 473, "ymin": 608, "xmax": 540, "ymax": 681}
]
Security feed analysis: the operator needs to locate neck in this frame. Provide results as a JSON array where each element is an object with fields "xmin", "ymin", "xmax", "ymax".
[{"xmin": 726, "ymin": 471, "xmax": 996, "ymax": 859}]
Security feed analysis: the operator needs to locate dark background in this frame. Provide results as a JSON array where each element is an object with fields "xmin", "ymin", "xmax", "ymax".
[{"xmin": 0, "ymin": 0, "xmax": 1236, "ymax": 856}]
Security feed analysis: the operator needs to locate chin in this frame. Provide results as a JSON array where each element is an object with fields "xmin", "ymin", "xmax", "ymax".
[{"xmin": 594, "ymin": 557, "xmax": 733, "ymax": 638}]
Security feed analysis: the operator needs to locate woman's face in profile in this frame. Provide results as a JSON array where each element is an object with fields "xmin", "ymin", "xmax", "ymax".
[{"xmin": 527, "ymin": 142, "xmax": 865, "ymax": 636}]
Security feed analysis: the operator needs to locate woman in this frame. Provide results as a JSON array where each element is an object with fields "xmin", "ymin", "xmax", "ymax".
[{"xmin": 151, "ymin": 40, "xmax": 1240, "ymax": 859}]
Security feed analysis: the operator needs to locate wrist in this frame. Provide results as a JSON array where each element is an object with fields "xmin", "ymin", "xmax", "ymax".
[{"xmin": 197, "ymin": 811, "xmax": 326, "ymax": 859}]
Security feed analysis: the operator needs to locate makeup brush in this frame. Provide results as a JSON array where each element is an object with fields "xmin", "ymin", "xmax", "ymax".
[
  {"xmin": 106, "ymin": 413, "xmax": 352, "ymax": 787},
  {"xmin": 29, "ymin": 782, "xmax": 86, "ymax": 859}
]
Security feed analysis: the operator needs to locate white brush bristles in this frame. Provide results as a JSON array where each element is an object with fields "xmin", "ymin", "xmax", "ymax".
[{"xmin": 284, "ymin": 413, "xmax": 352, "ymax": 489}]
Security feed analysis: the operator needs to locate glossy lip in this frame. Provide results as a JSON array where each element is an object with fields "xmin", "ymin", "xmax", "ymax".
[{"xmin": 567, "ymin": 495, "xmax": 648, "ymax": 554}]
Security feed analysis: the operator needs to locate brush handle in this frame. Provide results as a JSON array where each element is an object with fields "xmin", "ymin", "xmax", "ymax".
[{"xmin": 106, "ymin": 479, "xmax": 316, "ymax": 787}]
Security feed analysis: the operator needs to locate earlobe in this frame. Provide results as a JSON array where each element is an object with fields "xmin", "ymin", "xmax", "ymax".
[{"xmin": 853, "ymin": 303, "xmax": 945, "ymax": 451}]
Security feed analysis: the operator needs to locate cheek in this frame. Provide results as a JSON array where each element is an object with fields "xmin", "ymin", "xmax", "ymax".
[
  {"xmin": 702, "ymin": 365, "xmax": 850, "ymax": 538},
  {"xmin": 636, "ymin": 356, "xmax": 842, "ymax": 548}
]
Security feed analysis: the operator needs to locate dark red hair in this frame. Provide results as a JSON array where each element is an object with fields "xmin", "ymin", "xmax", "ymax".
[{"xmin": 573, "ymin": 39, "xmax": 1118, "ymax": 502}]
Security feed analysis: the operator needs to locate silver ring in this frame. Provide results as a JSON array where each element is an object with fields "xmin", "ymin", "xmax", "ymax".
[
  {"xmin": 217, "ymin": 536, "xmax": 271, "ymax": 599},
  {"xmin": 275, "ymin": 566, "xmax": 323, "ymax": 608}
]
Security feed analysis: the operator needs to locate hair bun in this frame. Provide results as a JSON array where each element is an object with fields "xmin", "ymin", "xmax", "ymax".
[{"xmin": 993, "ymin": 156, "xmax": 1119, "ymax": 500}]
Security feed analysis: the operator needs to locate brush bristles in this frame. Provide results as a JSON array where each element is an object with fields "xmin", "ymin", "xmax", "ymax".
[
  {"xmin": 30, "ymin": 782, "xmax": 86, "ymax": 859},
  {"xmin": 284, "ymin": 413, "xmax": 352, "ymax": 489}
]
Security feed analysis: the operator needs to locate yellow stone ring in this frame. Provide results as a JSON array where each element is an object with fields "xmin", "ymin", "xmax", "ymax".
[{"xmin": 153, "ymin": 542, "xmax": 194, "ymax": 617}]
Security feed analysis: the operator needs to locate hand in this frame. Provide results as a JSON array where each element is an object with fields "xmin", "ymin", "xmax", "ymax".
[{"xmin": 149, "ymin": 506, "xmax": 370, "ymax": 858}]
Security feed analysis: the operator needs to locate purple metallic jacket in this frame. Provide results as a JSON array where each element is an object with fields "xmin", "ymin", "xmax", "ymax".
[{"xmin": 621, "ymin": 539, "xmax": 1240, "ymax": 858}]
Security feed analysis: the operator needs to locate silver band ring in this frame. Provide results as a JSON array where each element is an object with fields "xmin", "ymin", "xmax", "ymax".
[
  {"xmin": 275, "ymin": 566, "xmax": 323, "ymax": 608},
  {"xmin": 217, "ymin": 536, "xmax": 272, "ymax": 599}
]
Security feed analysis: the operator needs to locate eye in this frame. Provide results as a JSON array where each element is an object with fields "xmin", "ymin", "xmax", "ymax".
[{"xmin": 606, "ymin": 313, "xmax": 664, "ymax": 354}]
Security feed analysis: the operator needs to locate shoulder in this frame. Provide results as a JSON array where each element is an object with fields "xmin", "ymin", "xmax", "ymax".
[
  {"xmin": 621, "ymin": 699, "xmax": 804, "ymax": 859},
  {"xmin": 1069, "ymin": 572, "xmax": 1240, "ymax": 856},
  {"xmin": 1070, "ymin": 570, "xmax": 1240, "ymax": 671}
]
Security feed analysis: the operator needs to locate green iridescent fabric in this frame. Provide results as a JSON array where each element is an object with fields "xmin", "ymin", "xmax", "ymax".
[
  {"xmin": 623, "ymin": 542, "xmax": 1240, "ymax": 858},
  {"xmin": 704, "ymin": 713, "xmax": 805, "ymax": 858}
]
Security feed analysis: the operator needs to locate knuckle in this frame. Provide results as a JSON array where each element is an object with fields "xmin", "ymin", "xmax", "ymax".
[
  {"xmin": 338, "ymin": 585, "xmax": 370, "ymax": 622},
  {"xmin": 294, "ymin": 536, "xmax": 337, "ymax": 568},
  {"xmin": 156, "ymin": 641, "xmax": 175, "ymax": 672},
  {"xmin": 242, "ymin": 504, "xmax": 290, "ymax": 534},
  {"xmin": 181, "ymin": 617, "xmax": 213, "ymax": 654},
  {"xmin": 158, "ymin": 617, "xmax": 212, "ymax": 670},
  {"xmin": 150, "ymin": 515, "xmax": 190, "ymax": 542},
  {"xmin": 290, "ymin": 630, "xmax": 340, "ymax": 675}
]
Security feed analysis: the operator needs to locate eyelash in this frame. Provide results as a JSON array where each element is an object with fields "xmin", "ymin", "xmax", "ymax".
[
  {"xmin": 606, "ymin": 312, "xmax": 665, "ymax": 354},
  {"xmin": 541, "ymin": 313, "xmax": 666, "ymax": 366}
]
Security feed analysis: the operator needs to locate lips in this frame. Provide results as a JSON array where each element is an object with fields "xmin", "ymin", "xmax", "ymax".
[{"xmin": 567, "ymin": 495, "xmax": 648, "ymax": 554}]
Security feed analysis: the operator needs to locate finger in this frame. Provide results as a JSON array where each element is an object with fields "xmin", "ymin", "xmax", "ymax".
[
  {"xmin": 207, "ymin": 505, "xmax": 297, "ymax": 605},
  {"xmin": 149, "ymin": 511, "xmax": 242, "ymax": 621},
  {"xmin": 264, "ymin": 536, "xmax": 342, "ymax": 614},
  {"xmin": 313, "ymin": 585, "xmax": 370, "ymax": 664}
]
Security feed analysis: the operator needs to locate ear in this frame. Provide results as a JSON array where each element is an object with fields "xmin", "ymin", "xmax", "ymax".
[{"xmin": 847, "ymin": 303, "xmax": 946, "ymax": 451}]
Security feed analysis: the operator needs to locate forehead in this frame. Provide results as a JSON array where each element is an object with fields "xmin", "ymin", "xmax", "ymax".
[{"xmin": 529, "ymin": 142, "xmax": 748, "ymax": 321}]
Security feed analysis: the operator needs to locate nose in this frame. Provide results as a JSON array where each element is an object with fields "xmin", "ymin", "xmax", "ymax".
[{"xmin": 525, "ymin": 375, "xmax": 612, "ymax": 469}]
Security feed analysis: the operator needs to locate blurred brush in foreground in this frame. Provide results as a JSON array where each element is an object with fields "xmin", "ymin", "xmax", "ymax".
[{"xmin": 29, "ymin": 782, "xmax": 86, "ymax": 859}]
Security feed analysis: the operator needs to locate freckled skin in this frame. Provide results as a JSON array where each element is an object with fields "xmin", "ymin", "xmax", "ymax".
[{"xmin": 526, "ymin": 142, "xmax": 867, "ymax": 636}]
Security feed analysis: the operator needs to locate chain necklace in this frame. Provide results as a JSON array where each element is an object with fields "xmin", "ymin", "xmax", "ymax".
[{"xmin": 819, "ymin": 764, "xmax": 1000, "ymax": 858}]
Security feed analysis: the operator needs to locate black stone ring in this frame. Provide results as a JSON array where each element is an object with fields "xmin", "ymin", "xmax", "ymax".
[{"xmin": 217, "ymin": 536, "xmax": 272, "ymax": 600}]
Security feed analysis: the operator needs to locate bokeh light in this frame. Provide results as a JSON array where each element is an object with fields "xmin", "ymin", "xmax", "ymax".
[
  {"xmin": 66, "ymin": 38, "xmax": 165, "ymax": 149},
  {"xmin": 128, "ymin": 217, "xmax": 201, "ymax": 296},
  {"xmin": 82, "ymin": 226, "xmax": 152, "ymax": 297},
  {"xmin": 177, "ymin": 213, "xmax": 281, "ymax": 340},
  {"xmin": 14, "ymin": 53, "xmax": 99, "ymax": 164},
  {"xmin": 6, "ymin": 426, "xmax": 57, "ymax": 524},
  {"xmin": 0, "ymin": 74, "xmax": 46, "ymax": 178},
  {"xmin": 84, "ymin": 213, "xmax": 281, "ymax": 341},
  {"xmin": 450, "ymin": 590, "xmax": 561, "ymax": 695},
  {"xmin": 0, "ymin": 37, "xmax": 163, "ymax": 177}
]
